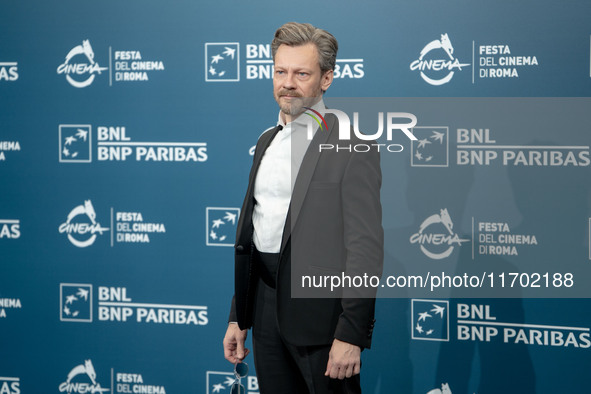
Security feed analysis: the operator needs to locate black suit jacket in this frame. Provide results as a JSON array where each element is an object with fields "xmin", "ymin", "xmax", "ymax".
[{"xmin": 229, "ymin": 113, "xmax": 383, "ymax": 349}]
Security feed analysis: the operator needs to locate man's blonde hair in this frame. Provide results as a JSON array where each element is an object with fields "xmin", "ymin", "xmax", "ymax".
[{"xmin": 271, "ymin": 22, "xmax": 338, "ymax": 74}]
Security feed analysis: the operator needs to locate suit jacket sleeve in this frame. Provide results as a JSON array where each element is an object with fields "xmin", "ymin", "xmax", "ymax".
[
  {"xmin": 228, "ymin": 294, "xmax": 237, "ymax": 322},
  {"xmin": 333, "ymin": 142, "xmax": 383, "ymax": 349}
]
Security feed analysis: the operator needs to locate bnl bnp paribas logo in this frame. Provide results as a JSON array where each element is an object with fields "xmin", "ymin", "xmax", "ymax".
[
  {"xmin": 206, "ymin": 207, "xmax": 239, "ymax": 246},
  {"xmin": 0, "ymin": 218, "xmax": 20, "ymax": 240},
  {"xmin": 204, "ymin": 43, "xmax": 239, "ymax": 82},
  {"xmin": 410, "ymin": 127, "xmax": 449, "ymax": 167},
  {"xmin": 59, "ymin": 125, "xmax": 91, "ymax": 162},
  {"xmin": 410, "ymin": 33, "xmax": 470, "ymax": 86},
  {"xmin": 411, "ymin": 299, "xmax": 449, "ymax": 341},
  {"xmin": 59, "ymin": 125, "xmax": 208, "ymax": 163},
  {"xmin": 206, "ymin": 370, "xmax": 259, "ymax": 394},
  {"xmin": 60, "ymin": 284, "xmax": 209, "ymax": 325},
  {"xmin": 0, "ymin": 377, "xmax": 20, "ymax": 394},
  {"xmin": 410, "ymin": 208, "xmax": 469, "ymax": 260},
  {"xmin": 60, "ymin": 284, "xmax": 93, "ymax": 322},
  {"xmin": 205, "ymin": 42, "xmax": 364, "ymax": 82},
  {"xmin": 0, "ymin": 60, "xmax": 18, "ymax": 82}
]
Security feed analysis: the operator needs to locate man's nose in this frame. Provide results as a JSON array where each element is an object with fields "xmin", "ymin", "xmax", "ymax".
[{"xmin": 283, "ymin": 72, "xmax": 296, "ymax": 89}]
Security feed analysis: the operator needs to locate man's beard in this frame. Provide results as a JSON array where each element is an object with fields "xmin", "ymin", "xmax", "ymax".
[{"xmin": 275, "ymin": 90, "xmax": 320, "ymax": 117}]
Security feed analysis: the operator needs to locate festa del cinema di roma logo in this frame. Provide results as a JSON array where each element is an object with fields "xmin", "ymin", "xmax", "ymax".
[
  {"xmin": 57, "ymin": 40, "xmax": 108, "ymax": 88},
  {"xmin": 59, "ymin": 359, "xmax": 109, "ymax": 394},
  {"xmin": 410, "ymin": 33, "xmax": 470, "ymax": 86},
  {"xmin": 59, "ymin": 200, "xmax": 109, "ymax": 248},
  {"xmin": 410, "ymin": 208, "xmax": 469, "ymax": 259}
]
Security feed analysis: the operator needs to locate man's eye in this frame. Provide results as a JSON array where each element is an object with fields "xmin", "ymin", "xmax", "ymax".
[
  {"xmin": 276, "ymin": 70, "xmax": 284, "ymax": 75},
  {"xmin": 298, "ymin": 73, "xmax": 308, "ymax": 77}
]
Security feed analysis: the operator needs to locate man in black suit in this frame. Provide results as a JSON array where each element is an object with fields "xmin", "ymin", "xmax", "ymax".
[{"xmin": 223, "ymin": 22, "xmax": 383, "ymax": 394}]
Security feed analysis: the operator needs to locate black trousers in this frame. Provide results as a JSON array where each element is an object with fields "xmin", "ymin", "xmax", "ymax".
[{"xmin": 251, "ymin": 249, "xmax": 361, "ymax": 394}]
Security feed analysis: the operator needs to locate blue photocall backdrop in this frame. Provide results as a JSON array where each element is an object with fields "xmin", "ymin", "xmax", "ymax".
[{"xmin": 1, "ymin": 1, "xmax": 590, "ymax": 393}]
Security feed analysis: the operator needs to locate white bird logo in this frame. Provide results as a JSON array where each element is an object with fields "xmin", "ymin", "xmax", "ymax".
[
  {"xmin": 224, "ymin": 212, "xmax": 237, "ymax": 225},
  {"xmin": 76, "ymin": 128, "xmax": 88, "ymax": 141},
  {"xmin": 418, "ymin": 311, "xmax": 432, "ymax": 322},
  {"xmin": 77, "ymin": 288, "xmax": 89, "ymax": 301},
  {"xmin": 431, "ymin": 304, "xmax": 445, "ymax": 317},
  {"xmin": 417, "ymin": 138, "xmax": 431, "ymax": 149},
  {"xmin": 430, "ymin": 130, "xmax": 445, "ymax": 143},
  {"xmin": 223, "ymin": 47, "xmax": 236, "ymax": 59}
]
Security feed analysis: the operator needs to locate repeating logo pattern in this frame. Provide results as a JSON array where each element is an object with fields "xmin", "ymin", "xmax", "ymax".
[
  {"xmin": 0, "ymin": 61, "xmax": 18, "ymax": 81},
  {"xmin": 0, "ymin": 296, "xmax": 22, "ymax": 319},
  {"xmin": 206, "ymin": 207, "xmax": 239, "ymax": 246},
  {"xmin": 206, "ymin": 370, "xmax": 258, "ymax": 394},
  {"xmin": 59, "ymin": 359, "xmax": 109, "ymax": 393},
  {"xmin": 411, "ymin": 299, "xmax": 449, "ymax": 341},
  {"xmin": 0, "ymin": 377, "xmax": 20, "ymax": 394},
  {"xmin": 60, "ymin": 284, "xmax": 93, "ymax": 322},
  {"xmin": 205, "ymin": 43, "xmax": 240, "ymax": 82},
  {"xmin": 0, "ymin": 219, "xmax": 20, "ymax": 240},
  {"xmin": 59, "ymin": 125, "xmax": 92, "ymax": 163},
  {"xmin": 410, "ymin": 127, "xmax": 449, "ymax": 167},
  {"xmin": 57, "ymin": 40, "xmax": 108, "ymax": 88},
  {"xmin": 58, "ymin": 200, "xmax": 109, "ymax": 248},
  {"xmin": 410, "ymin": 209, "xmax": 469, "ymax": 260},
  {"xmin": 410, "ymin": 33, "xmax": 470, "ymax": 86},
  {"xmin": 206, "ymin": 371, "xmax": 235, "ymax": 393}
]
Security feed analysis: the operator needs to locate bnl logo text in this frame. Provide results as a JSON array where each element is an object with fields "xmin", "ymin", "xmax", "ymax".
[{"xmin": 309, "ymin": 109, "xmax": 418, "ymax": 153}]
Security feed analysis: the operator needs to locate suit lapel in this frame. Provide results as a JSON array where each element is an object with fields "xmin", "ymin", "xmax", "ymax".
[{"xmin": 280, "ymin": 114, "xmax": 335, "ymax": 254}]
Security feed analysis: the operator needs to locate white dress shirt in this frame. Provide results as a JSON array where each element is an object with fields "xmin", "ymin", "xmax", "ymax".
[{"xmin": 252, "ymin": 99, "xmax": 325, "ymax": 253}]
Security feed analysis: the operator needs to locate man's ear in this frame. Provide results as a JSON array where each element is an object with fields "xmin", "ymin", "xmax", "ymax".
[{"xmin": 321, "ymin": 69, "xmax": 334, "ymax": 92}]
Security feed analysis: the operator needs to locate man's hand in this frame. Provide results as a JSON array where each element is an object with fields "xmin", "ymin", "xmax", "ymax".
[
  {"xmin": 324, "ymin": 338, "xmax": 361, "ymax": 380},
  {"xmin": 223, "ymin": 323, "xmax": 250, "ymax": 364}
]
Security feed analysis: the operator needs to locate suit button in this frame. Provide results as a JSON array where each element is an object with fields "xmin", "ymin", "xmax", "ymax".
[{"xmin": 236, "ymin": 245, "xmax": 244, "ymax": 252}]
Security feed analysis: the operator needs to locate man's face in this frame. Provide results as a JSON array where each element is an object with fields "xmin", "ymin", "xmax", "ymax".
[{"xmin": 273, "ymin": 43, "xmax": 333, "ymax": 120}]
